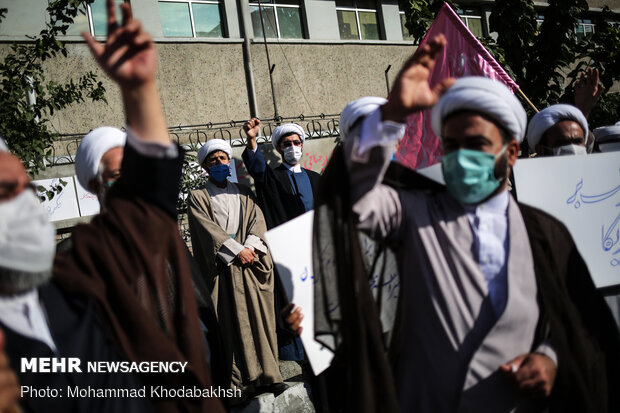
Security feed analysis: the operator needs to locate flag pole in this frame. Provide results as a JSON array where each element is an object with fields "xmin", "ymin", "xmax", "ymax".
[{"xmin": 516, "ymin": 88, "xmax": 539, "ymax": 113}]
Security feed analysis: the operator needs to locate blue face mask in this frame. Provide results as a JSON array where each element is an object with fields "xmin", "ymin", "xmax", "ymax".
[
  {"xmin": 208, "ymin": 164, "xmax": 230, "ymax": 182},
  {"xmin": 441, "ymin": 146, "xmax": 507, "ymax": 204}
]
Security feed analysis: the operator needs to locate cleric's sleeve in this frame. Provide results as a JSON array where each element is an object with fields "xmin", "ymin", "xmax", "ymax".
[
  {"xmin": 118, "ymin": 127, "xmax": 184, "ymax": 218},
  {"xmin": 242, "ymin": 146, "xmax": 267, "ymax": 184},
  {"xmin": 343, "ymin": 108, "xmax": 405, "ymax": 241}
]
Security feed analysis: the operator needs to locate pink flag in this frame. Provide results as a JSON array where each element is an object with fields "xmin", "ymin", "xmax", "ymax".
[{"xmin": 394, "ymin": 3, "xmax": 519, "ymax": 170}]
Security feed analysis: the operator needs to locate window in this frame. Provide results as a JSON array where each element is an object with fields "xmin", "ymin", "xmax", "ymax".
[
  {"xmin": 335, "ymin": 0, "xmax": 379, "ymax": 41},
  {"xmin": 158, "ymin": 0, "xmax": 223, "ymax": 38},
  {"xmin": 576, "ymin": 18, "xmax": 595, "ymax": 41},
  {"xmin": 456, "ymin": 8, "xmax": 483, "ymax": 38},
  {"xmin": 398, "ymin": 4, "xmax": 413, "ymax": 41},
  {"xmin": 536, "ymin": 14, "xmax": 544, "ymax": 30},
  {"xmin": 249, "ymin": 0, "xmax": 303, "ymax": 39},
  {"xmin": 66, "ymin": 0, "xmax": 124, "ymax": 36}
]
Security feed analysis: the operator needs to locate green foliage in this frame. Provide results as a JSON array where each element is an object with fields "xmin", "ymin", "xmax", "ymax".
[
  {"xmin": 400, "ymin": 0, "xmax": 457, "ymax": 44},
  {"xmin": 178, "ymin": 152, "xmax": 206, "ymax": 213},
  {"xmin": 0, "ymin": 0, "xmax": 106, "ymax": 176},
  {"xmin": 178, "ymin": 152, "xmax": 206, "ymax": 241},
  {"xmin": 523, "ymin": 0, "xmax": 588, "ymax": 107},
  {"xmin": 588, "ymin": 93, "xmax": 620, "ymax": 130},
  {"xmin": 488, "ymin": 0, "xmax": 537, "ymax": 83},
  {"xmin": 565, "ymin": 6, "xmax": 620, "ymax": 110}
]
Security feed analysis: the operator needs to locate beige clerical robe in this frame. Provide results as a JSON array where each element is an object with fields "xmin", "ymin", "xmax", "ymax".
[
  {"xmin": 344, "ymin": 125, "xmax": 545, "ymax": 413},
  {"xmin": 188, "ymin": 181, "xmax": 282, "ymax": 389}
]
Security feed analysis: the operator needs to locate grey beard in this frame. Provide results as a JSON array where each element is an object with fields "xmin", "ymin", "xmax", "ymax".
[{"xmin": 0, "ymin": 265, "xmax": 52, "ymax": 294}]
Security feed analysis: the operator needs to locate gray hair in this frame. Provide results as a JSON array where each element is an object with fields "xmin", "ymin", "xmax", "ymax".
[{"xmin": 0, "ymin": 265, "xmax": 52, "ymax": 294}]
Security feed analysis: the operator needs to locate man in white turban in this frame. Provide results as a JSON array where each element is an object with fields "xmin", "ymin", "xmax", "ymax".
[
  {"xmin": 325, "ymin": 34, "xmax": 619, "ymax": 412},
  {"xmin": 75, "ymin": 126, "xmax": 126, "ymax": 206},
  {"xmin": 241, "ymin": 119, "xmax": 320, "ymax": 229},
  {"xmin": 593, "ymin": 125, "xmax": 620, "ymax": 153},
  {"xmin": 240, "ymin": 120, "xmax": 321, "ymax": 362},
  {"xmin": 188, "ymin": 139, "xmax": 285, "ymax": 399},
  {"xmin": 0, "ymin": 123, "xmax": 153, "ymax": 413},
  {"xmin": 526, "ymin": 104, "xmax": 589, "ymax": 156}
]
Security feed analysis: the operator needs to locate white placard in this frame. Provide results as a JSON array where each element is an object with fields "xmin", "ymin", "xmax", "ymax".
[
  {"xmin": 514, "ymin": 152, "xmax": 620, "ymax": 288},
  {"xmin": 416, "ymin": 162, "xmax": 444, "ymax": 184},
  {"xmin": 264, "ymin": 211, "xmax": 335, "ymax": 375},
  {"xmin": 74, "ymin": 176, "xmax": 100, "ymax": 216},
  {"xmin": 33, "ymin": 177, "xmax": 80, "ymax": 222}
]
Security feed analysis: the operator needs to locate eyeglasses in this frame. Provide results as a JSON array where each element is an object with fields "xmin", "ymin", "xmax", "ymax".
[{"xmin": 281, "ymin": 140, "xmax": 302, "ymax": 148}]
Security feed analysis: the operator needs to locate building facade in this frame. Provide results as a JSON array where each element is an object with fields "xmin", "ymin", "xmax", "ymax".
[{"xmin": 1, "ymin": 0, "xmax": 617, "ymax": 137}]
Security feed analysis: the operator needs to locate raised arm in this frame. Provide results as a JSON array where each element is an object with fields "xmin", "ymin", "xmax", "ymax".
[
  {"xmin": 574, "ymin": 67, "xmax": 604, "ymax": 120},
  {"xmin": 83, "ymin": 0, "xmax": 183, "ymax": 216},
  {"xmin": 381, "ymin": 34, "xmax": 453, "ymax": 123},
  {"xmin": 242, "ymin": 117, "xmax": 268, "ymax": 184},
  {"xmin": 83, "ymin": 0, "xmax": 168, "ymax": 145},
  {"xmin": 344, "ymin": 35, "xmax": 451, "ymax": 240}
]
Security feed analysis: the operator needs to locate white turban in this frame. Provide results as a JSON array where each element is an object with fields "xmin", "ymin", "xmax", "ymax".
[
  {"xmin": 198, "ymin": 139, "xmax": 232, "ymax": 165},
  {"xmin": 432, "ymin": 77, "xmax": 527, "ymax": 143},
  {"xmin": 271, "ymin": 123, "xmax": 306, "ymax": 150},
  {"xmin": 526, "ymin": 104, "xmax": 588, "ymax": 151},
  {"xmin": 340, "ymin": 97, "xmax": 388, "ymax": 138},
  {"xmin": 0, "ymin": 136, "xmax": 7, "ymax": 152},
  {"xmin": 75, "ymin": 127, "xmax": 126, "ymax": 190},
  {"xmin": 593, "ymin": 125, "xmax": 620, "ymax": 153}
]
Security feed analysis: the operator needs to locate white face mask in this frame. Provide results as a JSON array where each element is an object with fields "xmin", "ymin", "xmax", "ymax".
[
  {"xmin": 0, "ymin": 190, "xmax": 56, "ymax": 275},
  {"xmin": 552, "ymin": 144, "xmax": 587, "ymax": 156},
  {"xmin": 283, "ymin": 146, "xmax": 303, "ymax": 165}
]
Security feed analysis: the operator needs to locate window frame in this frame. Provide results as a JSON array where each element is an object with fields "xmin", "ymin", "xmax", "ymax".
[
  {"xmin": 249, "ymin": 0, "xmax": 304, "ymax": 40},
  {"xmin": 335, "ymin": 0, "xmax": 380, "ymax": 41},
  {"xmin": 398, "ymin": 10, "xmax": 413, "ymax": 42},
  {"xmin": 65, "ymin": 0, "xmax": 125, "ymax": 37},
  {"xmin": 456, "ymin": 8, "xmax": 484, "ymax": 37},
  {"xmin": 576, "ymin": 18, "xmax": 595, "ymax": 40},
  {"xmin": 158, "ymin": 0, "xmax": 225, "ymax": 38}
]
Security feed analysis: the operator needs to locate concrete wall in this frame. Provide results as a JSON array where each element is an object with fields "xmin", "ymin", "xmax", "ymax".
[{"xmin": 0, "ymin": 40, "xmax": 413, "ymax": 134}]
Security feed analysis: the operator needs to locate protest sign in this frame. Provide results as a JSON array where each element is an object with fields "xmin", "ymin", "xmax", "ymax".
[
  {"xmin": 264, "ymin": 211, "xmax": 335, "ymax": 375},
  {"xmin": 75, "ymin": 177, "xmax": 101, "ymax": 216},
  {"xmin": 34, "ymin": 177, "xmax": 80, "ymax": 222},
  {"xmin": 514, "ymin": 152, "xmax": 620, "ymax": 288}
]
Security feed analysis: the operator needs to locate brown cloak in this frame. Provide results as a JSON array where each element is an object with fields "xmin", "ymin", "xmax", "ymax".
[{"xmin": 54, "ymin": 182, "xmax": 224, "ymax": 413}]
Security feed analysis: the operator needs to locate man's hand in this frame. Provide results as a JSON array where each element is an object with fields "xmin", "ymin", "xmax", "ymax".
[
  {"xmin": 382, "ymin": 34, "xmax": 454, "ymax": 123},
  {"xmin": 0, "ymin": 330, "xmax": 20, "ymax": 413},
  {"xmin": 237, "ymin": 248, "xmax": 258, "ymax": 267},
  {"xmin": 82, "ymin": 0, "xmax": 156, "ymax": 88},
  {"xmin": 281, "ymin": 303, "xmax": 303, "ymax": 336},
  {"xmin": 574, "ymin": 67, "xmax": 604, "ymax": 119},
  {"xmin": 83, "ymin": 0, "xmax": 168, "ymax": 146},
  {"xmin": 499, "ymin": 353, "xmax": 557, "ymax": 399},
  {"xmin": 243, "ymin": 118, "xmax": 261, "ymax": 150}
]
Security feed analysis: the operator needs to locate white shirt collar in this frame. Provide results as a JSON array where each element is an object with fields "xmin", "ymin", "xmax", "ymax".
[
  {"xmin": 461, "ymin": 190, "xmax": 510, "ymax": 215},
  {"xmin": 282, "ymin": 162, "xmax": 302, "ymax": 173},
  {"xmin": 0, "ymin": 289, "xmax": 58, "ymax": 353}
]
